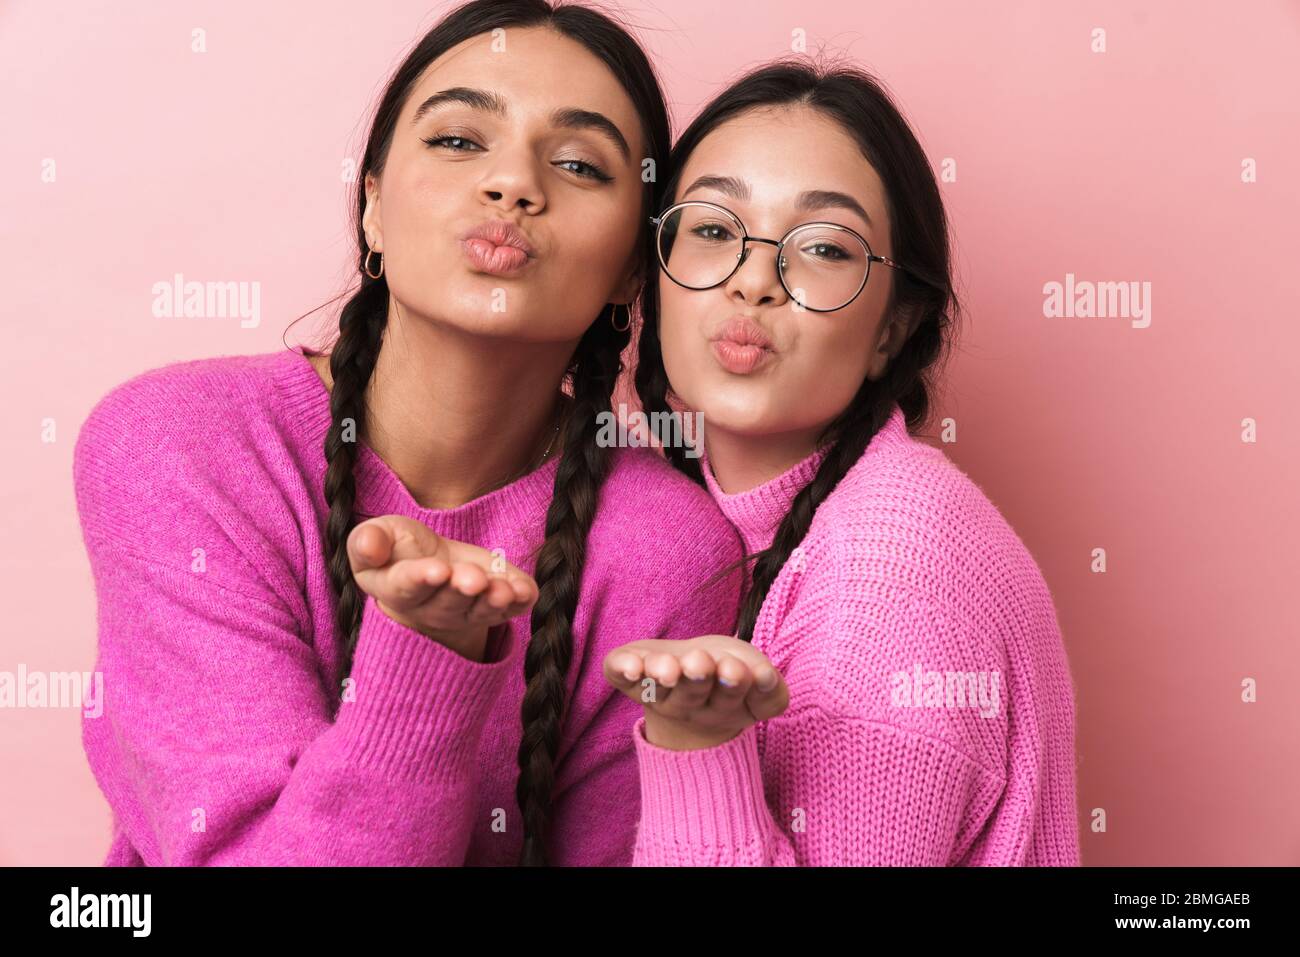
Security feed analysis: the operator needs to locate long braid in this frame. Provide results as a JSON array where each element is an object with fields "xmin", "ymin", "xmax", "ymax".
[
  {"xmin": 321, "ymin": 278, "xmax": 386, "ymax": 705},
  {"xmin": 734, "ymin": 395, "xmax": 890, "ymax": 642},
  {"xmin": 516, "ymin": 306, "xmax": 630, "ymax": 866},
  {"xmin": 632, "ymin": 306, "xmax": 703, "ymax": 484}
]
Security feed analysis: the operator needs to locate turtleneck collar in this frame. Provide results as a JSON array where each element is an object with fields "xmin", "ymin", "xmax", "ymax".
[{"xmin": 698, "ymin": 403, "xmax": 909, "ymax": 554}]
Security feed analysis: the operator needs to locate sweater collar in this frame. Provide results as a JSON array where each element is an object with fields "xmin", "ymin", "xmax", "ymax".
[
  {"xmin": 269, "ymin": 345, "xmax": 559, "ymax": 543},
  {"xmin": 699, "ymin": 402, "xmax": 909, "ymax": 554}
]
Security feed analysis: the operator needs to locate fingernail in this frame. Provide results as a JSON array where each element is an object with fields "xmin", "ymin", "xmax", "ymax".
[
  {"xmin": 717, "ymin": 675, "xmax": 736, "ymax": 688},
  {"xmin": 757, "ymin": 670, "xmax": 778, "ymax": 692}
]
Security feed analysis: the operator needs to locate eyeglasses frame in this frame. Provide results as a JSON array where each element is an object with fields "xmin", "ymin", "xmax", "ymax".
[{"xmin": 649, "ymin": 199, "xmax": 922, "ymax": 313}]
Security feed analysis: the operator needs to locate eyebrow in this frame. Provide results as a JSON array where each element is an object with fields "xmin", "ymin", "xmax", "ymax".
[
  {"xmin": 681, "ymin": 175, "xmax": 874, "ymax": 229},
  {"xmin": 410, "ymin": 86, "xmax": 630, "ymax": 160}
]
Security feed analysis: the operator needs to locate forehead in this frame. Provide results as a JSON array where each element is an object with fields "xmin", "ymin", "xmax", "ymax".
[
  {"xmin": 679, "ymin": 105, "xmax": 889, "ymax": 233},
  {"xmin": 404, "ymin": 25, "xmax": 642, "ymax": 140}
]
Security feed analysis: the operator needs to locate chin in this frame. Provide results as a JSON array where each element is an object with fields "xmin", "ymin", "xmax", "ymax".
[
  {"xmin": 427, "ymin": 290, "xmax": 540, "ymax": 333},
  {"xmin": 686, "ymin": 387, "xmax": 781, "ymax": 438}
]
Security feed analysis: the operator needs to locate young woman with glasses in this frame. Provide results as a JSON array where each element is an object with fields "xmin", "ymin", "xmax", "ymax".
[{"xmin": 604, "ymin": 61, "xmax": 1082, "ymax": 866}]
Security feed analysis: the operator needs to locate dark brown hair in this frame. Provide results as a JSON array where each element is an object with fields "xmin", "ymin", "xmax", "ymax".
[{"xmin": 634, "ymin": 59, "xmax": 963, "ymax": 642}]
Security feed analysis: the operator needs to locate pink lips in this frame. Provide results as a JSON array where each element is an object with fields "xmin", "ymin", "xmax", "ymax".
[
  {"xmin": 710, "ymin": 316, "xmax": 775, "ymax": 374},
  {"xmin": 459, "ymin": 219, "xmax": 537, "ymax": 277}
]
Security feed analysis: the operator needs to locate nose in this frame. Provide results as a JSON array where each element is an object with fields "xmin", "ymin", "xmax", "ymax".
[
  {"xmin": 477, "ymin": 143, "xmax": 546, "ymax": 213},
  {"xmin": 724, "ymin": 241, "xmax": 788, "ymax": 308}
]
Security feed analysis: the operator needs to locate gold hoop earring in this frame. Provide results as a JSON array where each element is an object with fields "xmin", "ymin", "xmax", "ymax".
[
  {"xmin": 611, "ymin": 302, "xmax": 631, "ymax": 332},
  {"xmin": 364, "ymin": 248, "xmax": 384, "ymax": 279}
]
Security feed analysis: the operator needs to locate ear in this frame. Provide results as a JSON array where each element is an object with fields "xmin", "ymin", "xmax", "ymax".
[
  {"xmin": 866, "ymin": 304, "xmax": 921, "ymax": 380},
  {"xmin": 361, "ymin": 171, "xmax": 383, "ymax": 251},
  {"xmin": 611, "ymin": 257, "xmax": 643, "ymax": 307}
]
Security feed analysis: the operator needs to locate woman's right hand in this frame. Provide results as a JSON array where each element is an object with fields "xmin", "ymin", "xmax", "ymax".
[{"xmin": 347, "ymin": 515, "xmax": 539, "ymax": 661}]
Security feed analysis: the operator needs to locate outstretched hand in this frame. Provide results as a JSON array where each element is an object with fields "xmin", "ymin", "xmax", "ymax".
[
  {"xmin": 348, "ymin": 515, "xmax": 538, "ymax": 660},
  {"xmin": 603, "ymin": 635, "xmax": 790, "ymax": 751}
]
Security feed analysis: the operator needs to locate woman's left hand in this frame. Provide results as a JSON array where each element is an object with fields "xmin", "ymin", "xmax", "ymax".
[{"xmin": 603, "ymin": 636, "xmax": 790, "ymax": 751}]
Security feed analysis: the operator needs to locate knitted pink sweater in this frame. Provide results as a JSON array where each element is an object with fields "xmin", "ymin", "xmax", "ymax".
[
  {"xmin": 630, "ymin": 403, "xmax": 1082, "ymax": 865},
  {"xmin": 72, "ymin": 346, "xmax": 743, "ymax": 866}
]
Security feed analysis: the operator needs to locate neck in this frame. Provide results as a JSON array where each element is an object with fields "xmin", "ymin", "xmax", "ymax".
[
  {"xmin": 703, "ymin": 423, "xmax": 824, "ymax": 494},
  {"xmin": 314, "ymin": 303, "xmax": 577, "ymax": 510}
]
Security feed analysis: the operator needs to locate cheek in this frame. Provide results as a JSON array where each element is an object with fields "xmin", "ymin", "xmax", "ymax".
[
  {"xmin": 545, "ymin": 200, "xmax": 640, "ymax": 327},
  {"xmin": 378, "ymin": 166, "xmax": 455, "ymax": 279},
  {"xmin": 781, "ymin": 318, "xmax": 874, "ymax": 415},
  {"xmin": 569, "ymin": 206, "xmax": 636, "ymax": 277},
  {"xmin": 657, "ymin": 281, "xmax": 712, "ymax": 401}
]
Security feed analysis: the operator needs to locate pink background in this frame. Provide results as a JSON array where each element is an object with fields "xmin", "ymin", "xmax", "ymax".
[{"xmin": 2, "ymin": 0, "xmax": 1297, "ymax": 865}]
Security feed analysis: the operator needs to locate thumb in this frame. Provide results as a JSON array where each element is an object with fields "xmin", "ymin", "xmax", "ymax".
[
  {"xmin": 370, "ymin": 513, "xmax": 445, "ymax": 561},
  {"xmin": 347, "ymin": 519, "xmax": 395, "ymax": 572},
  {"xmin": 745, "ymin": 670, "xmax": 789, "ymax": 722}
]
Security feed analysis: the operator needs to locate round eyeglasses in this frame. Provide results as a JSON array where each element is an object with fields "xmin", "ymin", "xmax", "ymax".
[{"xmin": 651, "ymin": 200, "xmax": 920, "ymax": 313}]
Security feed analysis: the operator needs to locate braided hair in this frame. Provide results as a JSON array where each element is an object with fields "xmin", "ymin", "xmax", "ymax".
[
  {"xmin": 291, "ymin": 0, "xmax": 671, "ymax": 865},
  {"xmin": 634, "ymin": 59, "xmax": 964, "ymax": 642}
]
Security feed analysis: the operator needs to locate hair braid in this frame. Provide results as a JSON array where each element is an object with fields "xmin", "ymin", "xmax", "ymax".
[
  {"xmin": 632, "ymin": 306, "xmax": 703, "ymax": 483},
  {"xmin": 516, "ymin": 307, "xmax": 629, "ymax": 866},
  {"xmin": 321, "ymin": 280, "xmax": 386, "ymax": 705},
  {"xmin": 735, "ymin": 396, "xmax": 889, "ymax": 642}
]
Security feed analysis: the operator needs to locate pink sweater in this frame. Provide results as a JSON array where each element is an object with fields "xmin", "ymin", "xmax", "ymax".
[
  {"xmin": 72, "ymin": 346, "xmax": 743, "ymax": 866},
  {"xmin": 630, "ymin": 403, "xmax": 1082, "ymax": 865}
]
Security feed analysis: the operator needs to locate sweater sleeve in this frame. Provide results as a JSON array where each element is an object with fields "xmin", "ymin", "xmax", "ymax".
[
  {"xmin": 72, "ymin": 374, "xmax": 516, "ymax": 866},
  {"xmin": 629, "ymin": 529, "xmax": 1007, "ymax": 866},
  {"xmin": 80, "ymin": 542, "xmax": 518, "ymax": 866},
  {"xmin": 630, "ymin": 716, "xmax": 796, "ymax": 866},
  {"xmin": 545, "ymin": 501, "xmax": 749, "ymax": 867},
  {"xmin": 629, "ymin": 708, "xmax": 1005, "ymax": 866}
]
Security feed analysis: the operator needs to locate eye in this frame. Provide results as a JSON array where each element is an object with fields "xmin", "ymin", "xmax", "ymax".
[
  {"xmin": 800, "ymin": 240, "xmax": 850, "ymax": 261},
  {"xmin": 422, "ymin": 134, "xmax": 484, "ymax": 152},
  {"xmin": 554, "ymin": 158, "xmax": 612, "ymax": 182},
  {"xmin": 689, "ymin": 222, "xmax": 737, "ymax": 243}
]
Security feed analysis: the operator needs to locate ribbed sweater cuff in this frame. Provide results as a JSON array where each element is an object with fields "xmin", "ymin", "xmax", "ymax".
[
  {"xmin": 333, "ymin": 594, "xmax": 518, "ymax": 780},
  {"xmin": 632, "ymin": 715, "xmax": 774, "ymax": 851}
]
